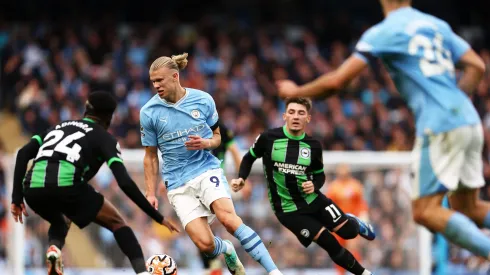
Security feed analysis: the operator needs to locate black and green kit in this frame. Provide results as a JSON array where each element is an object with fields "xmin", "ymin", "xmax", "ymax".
[
  {"xmin": 244, "ymin": 126, "xmax": 325, "ymax": 214},
  {"xmin": 23, "ymin": 118, "xmax": 123, "ymax": 189},
  {"xmin": 13, "ymin": 118, "xmax": 125, "ymax": 228}
]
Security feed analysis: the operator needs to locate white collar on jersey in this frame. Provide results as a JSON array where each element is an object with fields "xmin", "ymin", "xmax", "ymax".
[{"xmin": 158, "ymin": 88, "xmax": 189, "ymax": 107}]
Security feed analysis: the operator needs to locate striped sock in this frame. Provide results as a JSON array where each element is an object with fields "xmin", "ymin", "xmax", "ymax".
[
  {"xmin": 234, "ymin": 224, "xmax": 278, "ymax": 273},
  {"xmin": 206, "ymin": 236, "xmax": 228, "ymax": 258}
]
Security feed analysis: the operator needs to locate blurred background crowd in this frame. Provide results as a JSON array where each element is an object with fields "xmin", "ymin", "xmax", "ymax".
[{"xmin": 1, "ymin": 0, "xmax": 490, "ymax": 274}]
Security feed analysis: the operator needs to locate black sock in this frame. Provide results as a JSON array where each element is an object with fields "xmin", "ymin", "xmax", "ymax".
[
  {"xmin": 114, "ymin": 226, "xmax": 146, "ymax": 273},
  {"xmin": 316, "ymin": 230, "xmax": 365, "ymax": 275},
  {"xmin": 48, "ymin": 222, "xmax": 69, "ymax": 249},
  {"xmin": 201, "ymin": 252, "xmax": 211, "ymax": 268}
]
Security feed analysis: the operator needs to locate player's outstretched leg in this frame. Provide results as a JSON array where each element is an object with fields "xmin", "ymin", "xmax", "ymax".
[
  {"xmin": 211, "ymin": 198, "xmax": 282, "ymax": 275},
  {"xmin": 94, "ymin": 199, "xmax": 151, "ymax": 275},
  {"xmin": 313, "ymin": 228, "xmax": 373, "ymax": 275},
  {"xmin": 414, "ymin": 193, "xmax": 490, "ymax": 259}
]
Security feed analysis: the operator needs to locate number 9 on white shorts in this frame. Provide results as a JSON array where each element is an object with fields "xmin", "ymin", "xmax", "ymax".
[{"xmin": 167, "ymin": 168, "xmax": 231, "ymax": 228}]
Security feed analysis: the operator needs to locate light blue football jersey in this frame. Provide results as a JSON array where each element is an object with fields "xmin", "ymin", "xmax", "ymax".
[
  {"xmin": 355, "ymin": 7, "xmax": 481, "ymax": 136},
  {"xmin": 140, "ymin": 88, "xmax": 221, "ymax": 190}
]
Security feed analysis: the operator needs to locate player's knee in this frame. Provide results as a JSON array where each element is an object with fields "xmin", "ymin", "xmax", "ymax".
[
  {"xmin": 216, "ymin": 208, "xmax": 242, "ymax": 233},
  {"xmin": 108, "ymin": 215, "xmax": 127, "ymax": 232},
  {"xmin": 196, "ymin": 237, "xmax": 215, "ymax": 254},
  {"xmin": 335, "ymin": 218, "xmax": 359, "ymax": 240}
]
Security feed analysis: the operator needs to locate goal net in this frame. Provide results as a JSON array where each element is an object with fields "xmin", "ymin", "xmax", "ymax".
[{"xmin": 5, "ymin": 150, "xmax": 431, "ymax": 275}]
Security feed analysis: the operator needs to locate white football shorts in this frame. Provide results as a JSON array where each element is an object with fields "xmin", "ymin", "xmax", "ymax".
[
  {"xmin": 411, "ymin": 124, "xmax": 485, "ymax": 199},
  {"xmin": 167, "ymin": 168, "xmax": 231, "ymax": 228}
]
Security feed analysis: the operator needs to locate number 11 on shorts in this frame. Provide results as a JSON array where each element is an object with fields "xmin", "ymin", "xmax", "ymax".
[
  {"xmin": 210, "ymin": 176, "xmax": 220, "ymax": 187},
  {"xmin": 325, "ymin": 204, "xmax": 341, "ymax": 221}
]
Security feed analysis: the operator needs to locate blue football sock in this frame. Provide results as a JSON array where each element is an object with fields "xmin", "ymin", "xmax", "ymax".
[
  {"xmin": 444, "ymin": 212, "xmax": 490, "ymax": 259},
  {"xmin": 206, "ymin": 236, "xmax": 228, "ymax": 258},
  {"xmin": 234, "ymin": 224, "xmax": 277, "ymax": 272}
]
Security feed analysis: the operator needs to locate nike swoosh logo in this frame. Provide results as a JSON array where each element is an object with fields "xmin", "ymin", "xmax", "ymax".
[
  {"xmin": 273, "ymin": 147, "xmax": 281, "ymax": 150},
  {"xmin": 159, "ymin": 117, "xmax": 167, "ymax": 122},
  {"xmin": 333, "ymin": 217, "xmax": 341, "ymax": 223}
]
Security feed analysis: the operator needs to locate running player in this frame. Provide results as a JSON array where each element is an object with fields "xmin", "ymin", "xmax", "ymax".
[
  {"xmin": 277, "ymin": 0, "xmax": 490, "ymax": 260},
  {"xmin": 141, "ymin": 53, "xmax": 282, "ymax": 275},
  {"xmin": 328, "ymin": 164, "xmax": 369, "ymax": 275},
  {"xmin": 231, "ymin": 98, "xmax": 374, "ymax": 275},
  {"xmin": 10, "ymin": 92, "xmax": 179, "ymax": 275},
  {"xmin": 202, "ymin": 121, "xmax": 242, "ymax": 275}
]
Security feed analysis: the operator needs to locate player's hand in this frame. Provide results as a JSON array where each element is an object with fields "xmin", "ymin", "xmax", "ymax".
[
  {"xmin": 231, "ymin": 178, "xmax": 245, "ymax": 192},
  {"xmin": 146, "ymin": 195, "xmax": 159, "ymax": 210},
  {"xmin": 302, "ymin": 181, "xmax": 315, "ymax": 194},
  {"xmin": 11, "ymin": 203, "xmax": 29, "ymax": 224},
  {"xmin": 185, "ymin": 135, "xmax": 211, "ymax": 150},
  {"xmin": 276, "ymin": 79, "xmax": 300, "ymax": 99},
  {"xmin": 161, "ymin": 218, "xmax": 181, "ymax": 233}
]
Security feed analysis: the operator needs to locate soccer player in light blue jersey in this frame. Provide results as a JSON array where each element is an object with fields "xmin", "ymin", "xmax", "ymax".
[
  {"xmin": 141, "ymin": 53, "xmax": 283, "ymax": 275},
  {"xmin": 277, "ymin": 0, "xmax": 490, "ymax": 261}
]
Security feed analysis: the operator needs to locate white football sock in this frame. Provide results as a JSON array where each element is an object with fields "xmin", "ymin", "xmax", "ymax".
[
  {"xmin": 269, "ymin": 269, "xmax": 283, "ymax": 275},
  {"xmin": 222, "ymin": 240, "xmax": 234, "ymax": 256},
  {"xmin": 362, "ymin": 270, "xmax": 373, "ymax": 275},
  {"xmin": 137, "ymin": 272, "xmax": 150, "ymax": 275}
]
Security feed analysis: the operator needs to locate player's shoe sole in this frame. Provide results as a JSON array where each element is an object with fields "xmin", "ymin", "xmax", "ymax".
[
  {"xmin": 223, "ymin": 240, "xmax": 245, "ymax": 275},
  {"xmin": 46, "ymin": 245, "xmax": 63, "ymax": 275},
  {"xmin": 346, "ymin": 213, "xmax": 376, "ymax": 241}
]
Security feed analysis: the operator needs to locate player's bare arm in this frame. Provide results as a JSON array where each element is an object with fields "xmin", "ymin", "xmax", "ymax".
[
  {"xmin": 185, "ymin": 126, "xmax": 221, "ymax": 150},
  {"xmin": 228, "ymin": 142, "xmax": 242, "ymax": 174},
  {"xmin": 144, "ymin": 145, "xmax": 160, "ymax": 209},
  {"xmin": 457, "ymin": 49, "xmax": 486, "ymax": 93},
  {"xmin": 276, "ymin": 55, "xmax": 368, "ymax": 99}
]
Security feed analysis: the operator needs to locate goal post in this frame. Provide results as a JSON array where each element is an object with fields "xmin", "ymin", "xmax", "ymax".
[{"xmin": 6, "ymin": 150, "xmax": 431, "ymax": 275}]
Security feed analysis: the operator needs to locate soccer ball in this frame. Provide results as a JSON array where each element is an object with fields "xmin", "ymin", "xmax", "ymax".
[{"xmin": 146, "ymin": 254, "xmax": 178, "ymax": 275}]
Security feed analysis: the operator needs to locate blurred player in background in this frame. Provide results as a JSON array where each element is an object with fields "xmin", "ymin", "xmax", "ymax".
[
  {"xmin": 328, "ymin": 164, "xmax": 369, "ymax": 275},
  {"xmin": 10, "ymin": 92, "xmax": 178, "ymax": 275},
  {"xmin": 201, "ymin": 121, "xmax": 242, "ymax": 275},
  {"xmin": 141, "ymin": 53, "xmax": 283, "ymax": 275},
  {"xmin": 231, "ymin": 98, "xmax": 374, "ymax": 275},
  {"xmin": 277, "ymin": 0, "xmax": 490, "ymax": 261}
]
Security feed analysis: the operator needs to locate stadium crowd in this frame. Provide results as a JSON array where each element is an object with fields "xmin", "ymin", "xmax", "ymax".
[{"xmin": 1, "ymin": 1, "xmax": 490, "ymax": 273}]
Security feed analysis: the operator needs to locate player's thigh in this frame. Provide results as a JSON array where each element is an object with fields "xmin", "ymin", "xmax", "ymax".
[
  {"xmin": 167, "ymin": 182, "xmax": 213, "ymax": 229},
  {"xmin": 61, "ymin": 184, "xmax": 105, "ymax": 229},
  {"xmin": 315, "ymin": 194, "xmax": 348, "ymax": 231},
  {"xmin": 93, "ymin": 198, "xmax": 127, "ymax": 231},
  {"xmin": 411, "ymin": 129, "xmax": 467, "ymax": 200},
  {"xmin": 460, "ymin": 124, "xmax": 485, "ymax": 189},
  {"xmin": 185, "ymin": 216, "xmax": 215, "ymax": 251},
  {"xmin": 276, "ymin": 213, "xmax": 324, "ymax": 247},
  {"xmin": 199, "ymin": 168, "xmax": 232, "ymax": 209}
]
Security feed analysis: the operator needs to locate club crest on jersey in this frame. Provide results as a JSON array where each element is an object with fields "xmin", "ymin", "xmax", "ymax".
[
  {"xmin": 191, "ymin": 110, "xmax": 200, "ymax": 119},
  {"xmin": 300, "ymin": 229, "xmax": 310, "ymax": 238},
  {"xmin": 300, "ymin": 148, "xmax": 311, "ymax": 159}
]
